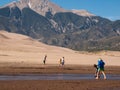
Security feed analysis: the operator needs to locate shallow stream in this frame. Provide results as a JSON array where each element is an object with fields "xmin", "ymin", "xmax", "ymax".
[{"xmin": 0, "ymin": 74, "xmax": 120, "ymax": 80}]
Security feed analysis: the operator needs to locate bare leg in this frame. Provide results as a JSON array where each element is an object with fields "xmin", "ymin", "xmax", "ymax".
[
  {"xmin": 101, "ymin": 71, "xmax": 106, "ymax": 79},
  {"xmin": 96, "ymin": 71, "xmax": 100, "ymax": 79},
  {"xmin": 94, "ymin": 71, "xmax": 97, "ymax": 77}
]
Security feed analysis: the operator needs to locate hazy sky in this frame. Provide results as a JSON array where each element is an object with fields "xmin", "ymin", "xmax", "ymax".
[{"xmin": 0, "ymin": 0, "xmax": 120, "ymax": 21}]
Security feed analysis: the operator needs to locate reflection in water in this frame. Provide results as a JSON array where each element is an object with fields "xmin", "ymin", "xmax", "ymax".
[{"xmin": 0, "ymin": 74, "xmax": 120, "ymax": 80}]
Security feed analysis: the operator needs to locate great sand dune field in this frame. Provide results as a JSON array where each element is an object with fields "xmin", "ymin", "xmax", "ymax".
[
  {"xmin": 0, "ymin": 31, "xmax": 120, "ymax": 90},
  {"xmin": 0, "ymin": 30, "xmax": 120, "ymax": 66}
]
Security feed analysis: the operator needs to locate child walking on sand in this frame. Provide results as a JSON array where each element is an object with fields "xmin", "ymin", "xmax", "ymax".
[
  {"xmin": 43, "ymin": 55, "xmax": 47, "ymax": 65},
  {"xmin": 59, "ymin": 58, "xmax": 62, "ymax": 66},
  {"xmin": 94, "ymin": 64, "xmax": 98, "ymax": 77}
]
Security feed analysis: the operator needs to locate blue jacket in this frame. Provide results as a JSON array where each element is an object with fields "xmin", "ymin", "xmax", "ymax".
[{"xmin": 98, "ymin": 60, "xmax": 105, "ymax": 68}]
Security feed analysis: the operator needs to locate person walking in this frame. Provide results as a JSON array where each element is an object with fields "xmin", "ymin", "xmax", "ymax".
[
  {"xmin": 96, "ymin": 58, "xmax": 106, "ymax": 79},
  {"xmin": 94, "ymin": 64, "xmax": 98, "ymax": 78},
  {"xmin": 61, "ymin": 57, "xmax": 65, "ymax": 66},
  {"xmin": 43, "ymin": 55, "xmax": 47, "ymax": 65},
  {"xmin": 59, "ymin": 58, "xmax": 62, "ymax": 66}
]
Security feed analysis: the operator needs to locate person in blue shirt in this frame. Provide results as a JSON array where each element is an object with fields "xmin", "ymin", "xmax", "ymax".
[{"xmin": 96, "ymin": 58, "xmax": 106, "ymax": 79}]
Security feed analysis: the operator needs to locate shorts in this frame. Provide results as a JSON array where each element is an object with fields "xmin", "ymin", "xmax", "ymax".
[
  {"xmin": 62, "ymin": 62, "xmax": 64, "ymax": 65},
  {"xmin": 98, "ymin": 68, "xmax": 104, "ymax": 71}
]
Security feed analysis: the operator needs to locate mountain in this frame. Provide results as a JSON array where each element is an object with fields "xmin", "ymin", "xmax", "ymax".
[
  {"xmin": 0, "ymin": 0, "xmax": 120, "ymax": 51},
  {"xmin": 71, "ymin": 9, "xmax": 95, "ymax": 16},
  {"xmin": 6, "ymin": 0, "xmax": 66, "ymax": 16},
  {"xmin": 3, "ymin": 0, "xmax": 94, "ymax": 17}
]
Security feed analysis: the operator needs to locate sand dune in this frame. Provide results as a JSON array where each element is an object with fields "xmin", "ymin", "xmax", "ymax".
[{"xmin": 0, "ymin": 30, "xmax": 120, "ymax": 66}]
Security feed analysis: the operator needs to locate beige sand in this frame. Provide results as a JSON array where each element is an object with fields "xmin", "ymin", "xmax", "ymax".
[{"xmin": 0, "ymin": 30, "xmax": 120, "ymax": 66}]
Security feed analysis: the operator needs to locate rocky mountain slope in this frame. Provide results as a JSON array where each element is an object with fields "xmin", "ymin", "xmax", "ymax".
[
  {"xmin": 3, "ymin": 0, "xmax": 94, "ymax": 16},
  {"xmin": 0, "ymin": 0, "xmax": 120, "ymax": 51}
]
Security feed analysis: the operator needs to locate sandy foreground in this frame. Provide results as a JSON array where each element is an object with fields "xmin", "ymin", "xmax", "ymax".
[
  {"xmin": 0, "ymin": 31, "xmax": 120, "ymax": 90},
  {"xmin": 0, "ymin": 80, "xmax": 119, "ymax": 90}
]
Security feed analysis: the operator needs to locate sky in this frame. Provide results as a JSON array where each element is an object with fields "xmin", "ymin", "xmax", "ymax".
[{"xmin": 0, "ymin": 0, "xmax": 120, "ymax": 21}]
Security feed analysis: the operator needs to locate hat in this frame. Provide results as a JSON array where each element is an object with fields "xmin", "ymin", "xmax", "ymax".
[{"xmin": 98, "ymin": 58, "xmax": 102, "ymax": 61}]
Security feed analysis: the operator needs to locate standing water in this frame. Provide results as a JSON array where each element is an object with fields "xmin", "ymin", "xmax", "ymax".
[{"xmin": 0, "ymin": 74, "xmax": 120, "ymax": 80}]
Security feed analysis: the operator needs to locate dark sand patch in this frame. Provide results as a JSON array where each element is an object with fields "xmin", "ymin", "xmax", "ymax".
[{"xmin": 0, "ymin": 80, "xmax": 120, "ymax": 90}]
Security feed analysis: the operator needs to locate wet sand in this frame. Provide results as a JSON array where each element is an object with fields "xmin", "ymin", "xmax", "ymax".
[
  {"xmin": 0, "ymin": 64, "xmax": 120, "ymax": 90},
  {"xmin": 0, "ymin": 80, "xmax": 120, "ymax": 90},
  {"xmin": 0, "ymin": 63, "xmax": 120, "ymax": 75}
]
